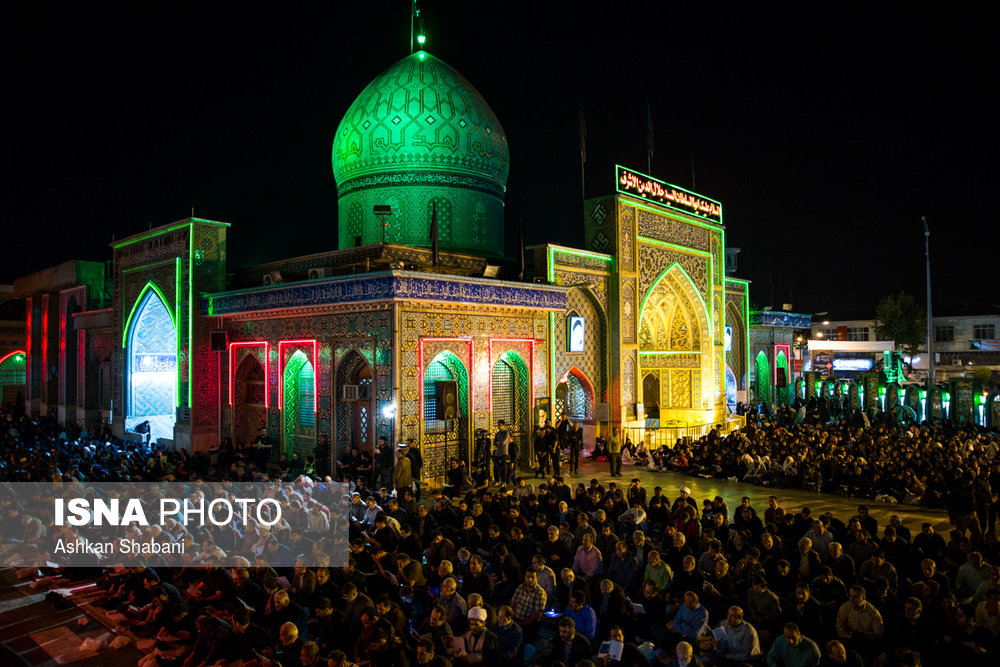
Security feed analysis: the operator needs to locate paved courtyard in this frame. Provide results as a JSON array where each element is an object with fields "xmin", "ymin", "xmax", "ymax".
[{"xmin": 526, "ymin": 456, "xmax": 955, "ymax": 536}]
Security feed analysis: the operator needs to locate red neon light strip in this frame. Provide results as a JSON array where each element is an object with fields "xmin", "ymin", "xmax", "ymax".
[
  {"xmin": 774, "ymin": 343, "xmax": 791, "ymax": 385},
  {"xmin": 228, "ymin": 341, "xmax": 270, "ymax": 408},
  {"xmin": 25, "ymin": 298, "xmax": 31, "ymax": 391},
  {"xmin": 418, "ymin": 337, "xmax": 475, "ymax": 417},
  {"xmin": 41, "ymin": 295, "xmax": 48, "ymax": 390},
  {"xmin": 0, "ymin": 350, "xmax": 26, "ymax": 367},
  {"xmin": 278, "ymin": 339, "xmax": 318, "ymax": 412},
  {"xmin": 78, "ymin": 330, "xmax": 85, "ymax": 405}
]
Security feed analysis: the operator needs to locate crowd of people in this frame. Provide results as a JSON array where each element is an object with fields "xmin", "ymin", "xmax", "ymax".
[
  {"xmin": 3, "ymin": 398, "xmax": 1000, "ymax": 666},
  {"xmin": 640, "ymin": 399, "xmax": 1000, "ymax": 520}
]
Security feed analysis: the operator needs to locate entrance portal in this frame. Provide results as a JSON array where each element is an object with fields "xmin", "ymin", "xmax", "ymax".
[
  {"xmin": 125, "ymin": 288, "xmax": 176, "ymax": 444},
  {"xmin": 491, "ymin": 350, "xmax": 529, "ymax": 467},
  {"xmin": 283, "ymin": 350, "xmax": 315, "ymax": 457}
]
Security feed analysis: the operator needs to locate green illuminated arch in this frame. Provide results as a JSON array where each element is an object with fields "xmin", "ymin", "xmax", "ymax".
[
  {"xmin": 122, "ymin": 282, "xmax": 175, "ymax": 348},
  {"xmin": 284, "ymin": 350, "xmax": 315, "ymax": 456},
  {"xmin": 775, "ymin": 349, "xmax": 789, "ymax": 405},
  {"xmin": 638, "ymin": 263, "xmax": 709, "ymax": 339},
  {"xmin": 755, "ymin": 351, "xmax": 770, "ymax": 405}
]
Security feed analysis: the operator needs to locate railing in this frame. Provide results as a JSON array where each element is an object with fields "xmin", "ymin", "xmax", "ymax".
[{"xmin": 622, "ymin": 414, "xmax": 745, "ymax": 450}]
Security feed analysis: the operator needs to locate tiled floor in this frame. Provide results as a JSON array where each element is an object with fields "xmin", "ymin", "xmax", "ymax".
[{"xmin": 531, "ymin": 457, "xmax": 956, "ymax": 536}]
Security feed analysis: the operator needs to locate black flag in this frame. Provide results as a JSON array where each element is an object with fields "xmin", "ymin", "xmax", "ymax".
[
  {"xmin": 430, "ymin": 202, "xmax": 439, "ymax": 266},
  {"xmin": 518, "ymin": 219, "xmax": 525, "ymax": 282}
]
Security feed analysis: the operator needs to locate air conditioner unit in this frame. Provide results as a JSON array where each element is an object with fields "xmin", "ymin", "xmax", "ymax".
[
  {"xmin": 342, "ymin": 384, "xmax": 359, "ymax": 400},
  {"xmin": 308, "ymin": 268, "xmax": 331, "ymax": 280},
  {"xmin": 263, "ymin": 271, "xmax": 283, "ymax": 286}
]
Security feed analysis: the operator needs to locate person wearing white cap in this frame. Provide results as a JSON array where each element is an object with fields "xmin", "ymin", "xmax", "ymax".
[
  {"xmin": 450, "ymin": 606, "xmax": 498, "ymax": 665},
  {"xmin": 672, "ymin": 485, "xmax": 698, "ymax": 517}
]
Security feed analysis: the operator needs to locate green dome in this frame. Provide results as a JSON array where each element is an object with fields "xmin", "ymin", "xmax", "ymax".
[{"xmin": 332, "ymin": 51, "xmax": 509, "ymax": 256}]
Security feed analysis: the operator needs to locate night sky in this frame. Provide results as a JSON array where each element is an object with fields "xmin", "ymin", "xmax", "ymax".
[{"xmin": 2, "ymin": 3, "xmax": 997, "ymax": 317}]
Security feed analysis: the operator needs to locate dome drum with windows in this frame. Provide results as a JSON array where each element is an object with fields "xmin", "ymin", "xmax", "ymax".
[{"xmin": 332, "ymin": 51, "xmax": 509, "ymax": 257}]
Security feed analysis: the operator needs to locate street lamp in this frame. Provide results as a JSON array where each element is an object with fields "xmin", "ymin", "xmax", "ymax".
[{"xmin": 382, "ymin": 402, "xmax": 397, "ymax": 445}]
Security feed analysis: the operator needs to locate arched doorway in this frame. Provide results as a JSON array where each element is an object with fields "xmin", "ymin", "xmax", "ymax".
[
  {"xmin": 283, "ymin": 350, "xmax": 315, "ymax": 457},
  {"xmin": 0, "ymin": 350, "xmax": 26, "ymax": 405},
  {"xmin": 638, "ymin": 263, "xmax": 712, "ymax": 417},
  {"xmin": 491, "ymin": 350, "xmax": 529, "ymax": 468},
  {"xmin": 775, "ymin": 349, "xmax": 790, "ymax": 406},
  {"xmin": 725, "ymin": 365, "xmax": 737, "ymax": 411},
  {"xmin": 423, "ymin": 351, "xmax": 470, "ymax": 478},
  {"xmin": 754, "ymin": 351, "xmax": 770, "ymax": 406},
  {"xmin": 848, "ymin": 381, "xmax": 861, "ymax": 411},
  {"xmin": 233, "ymin": 354, "xmax": 267, "ymax": 446},
  {"xmin": 125, "ymin": 287, "xmax": 176, "ymax": 444},
  {"xmin": 987, "ymin": 390, "xmax": 1000, "ymax": 430},
  {"xmin": 555, "ymin": 367, "xmax": 595, "ymax": 423},
  {"xmin": 335, "ymin": 349, "xmax": 374, "ymax": 459},
  {"xmin": 904, "ymin": 385, "xmax": 922, "ymax": 423},
  {"xmin": 642, "ymin": 372, "xmax": 660, "ymax": 420}
]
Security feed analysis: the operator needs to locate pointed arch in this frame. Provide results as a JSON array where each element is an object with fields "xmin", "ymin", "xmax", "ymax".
[
  {"xmin": 336, "ymin": 348, "xmax": 375, "ymax": 456},
  {"xmin": 284, "ymin": 350, "xmax": 315, "ymax": 455},
  {"xmin": 422, "ymin": 349, "xmax": 471, "ymax": 478},
  {"xmin": 125, "ymin": 287, "xmax": 177, "ymax": 444},
  {"xmin": 122, "ymin": 282, "xmax": 175, "ymax": 348},
  {"xmin": 233, "ymin": 353, "xmax": 266, "ymax": 446},
  {"xmin": 775, "ymin": 349, "xmax": 789, "ymax": 405},
  {"xmin": 725, "ymin": 364, "xmax": 738, "ymax": 408},
  {"xmin": 639, "ymin": 263, "xmax": 709, "ymax": 337},
  {"xmin": 556, "ymin": 366, "xmax": 595, "ymax": 421},
  {"xmin": 0, "ymin": 350, "xmax": 26, "ymax": 405},
  {"xmin": 754, "ymin": 350, "xmax": 770, "ymax": 405},
  {"xmin": 491, "ymin": 349, "xmax": 530, "ymax": 463}
]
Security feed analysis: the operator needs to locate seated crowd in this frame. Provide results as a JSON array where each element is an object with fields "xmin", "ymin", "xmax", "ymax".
[
  {"xmin": 3, "ymin": 403, "xmax": 1000, "ymax": 667},
  {"xmin": 644, "ymin": 399, "xmax": 999, "ymax": 516}
]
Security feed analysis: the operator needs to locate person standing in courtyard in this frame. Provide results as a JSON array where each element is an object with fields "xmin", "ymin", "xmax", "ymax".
[
  {"xmin": 493, "ymin": 420, "xmax": 510, "ymax": 487},
  {"xmin": 609, "ymin": 427, "xmax": 623, "ymax": 477}
]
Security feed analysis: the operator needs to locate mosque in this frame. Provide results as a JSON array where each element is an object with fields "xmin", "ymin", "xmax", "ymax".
[{"xmin": 14, "ymin": 47, "xmax": 753, "ymax": 482}]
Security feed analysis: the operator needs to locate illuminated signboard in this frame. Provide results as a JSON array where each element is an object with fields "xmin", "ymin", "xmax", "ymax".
[
  {"xmin": 567, "ymin": 316, "xmax": 585, "ymax": 352},
  {"xmin": 832, "ymin": 358, "xmax": 873, "ymax": 371},
  {"xmin": 616, "ymin": 165, "xmax": 723, "ymax": 225}
]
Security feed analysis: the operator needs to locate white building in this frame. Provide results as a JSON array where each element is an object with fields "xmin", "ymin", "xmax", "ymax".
[{"xmin": 810, "ymin": 313, "xmax": 1000, "ymax": 381}]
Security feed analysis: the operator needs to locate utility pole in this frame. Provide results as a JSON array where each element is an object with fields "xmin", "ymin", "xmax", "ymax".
[{"xmin": 924, "ymin": 216, "xmax": 935, "ymax": 390}]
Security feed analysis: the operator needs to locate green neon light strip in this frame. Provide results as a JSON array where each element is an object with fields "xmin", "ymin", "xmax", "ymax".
[
  {"xmin": 637, "ymin": 236, "xmax": 711, "ymax": 257},
  {"xmin": 744, "ymin": 282, "xmax": 750, "ymax": 393},
  {"xmin": 724, "ymin": 277, "xmax": 750, "ymax": 286},
  {"xmin": 175, "ymin": 257, "xmax": 182, "ymax": 405},
  {"xmin": 709, "ymin": 237, "xmax": 715, "ymax": 397},
  {"xmin": 188, "ymin": 223, "xmax": 194, "ymax": 408},
  {"xmin": 549, "ymin": 312, "xmax": 556, "ymax": 402},
  {"xmin": 121, "ymin": 281, "xmax": 176, "ymax": 348},
  {"xmin": 623, "ymin": 198, "xmax": 724, "ymax": 233},
  {"xmin": 547, "ymin": 245, "xmax": 612, "ymax": 286},
  {"xmin": 111, "ymin": 218, "xmax": 230, "ymax": 249},
  {"xmin": 551, "ymin": 246, "xmax": 614, "ymax": 262}
]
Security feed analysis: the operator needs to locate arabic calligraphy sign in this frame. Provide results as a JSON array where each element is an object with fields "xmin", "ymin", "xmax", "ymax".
[{"xmin": 616, "ymin": 165, "xmax": 723, "ymax": 225}]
